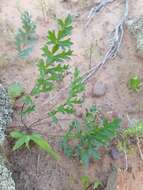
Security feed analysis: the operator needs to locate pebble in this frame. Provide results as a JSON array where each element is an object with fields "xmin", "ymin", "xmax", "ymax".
[
  {"xmin": 110, "ymin": 147, "xmax": 123, "ymax": 160},
  {"xmin": 93, "ymin": 81, "xmax": 107, "ymax": 97}
]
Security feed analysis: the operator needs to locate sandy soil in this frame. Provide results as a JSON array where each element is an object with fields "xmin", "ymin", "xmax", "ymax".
[{"xmin": 0, "ymin": 0, "xmax": 143, "ymax": 189}]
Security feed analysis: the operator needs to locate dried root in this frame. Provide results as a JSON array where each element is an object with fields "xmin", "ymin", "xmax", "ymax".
[
  {"xmin": 86, "ymin": 0, "xmax": 116, "ymax": 27},
  {"xmin": 82, "ymin": 0, "xmax": 128, "ymax": 82}
]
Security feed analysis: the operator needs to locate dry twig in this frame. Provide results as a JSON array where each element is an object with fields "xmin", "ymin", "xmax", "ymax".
[
  {"xmin": 86, "ymin": 0, "xmax": 116, "ymax": 27},
  {"xmin": 82, "ymin": 0, "xmax": 128, "ymax": 82},
  {"xmin": 136, "ymin": 136, "xmax": 143, "ymax": 161}
]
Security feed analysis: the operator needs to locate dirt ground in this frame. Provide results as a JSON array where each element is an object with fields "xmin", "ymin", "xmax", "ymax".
[{"xmin": 0, "ymin": 0, "xmax": 143, "ymax": 189}]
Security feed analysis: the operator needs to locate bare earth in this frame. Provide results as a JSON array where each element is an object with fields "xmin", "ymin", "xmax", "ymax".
[{"xmin": 0, "ymin": 0, "xmax": 143, "ymax": 190}]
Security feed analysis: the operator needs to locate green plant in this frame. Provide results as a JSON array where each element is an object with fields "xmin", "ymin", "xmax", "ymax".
[
  {"xmin": 21, "ymin": 14, "xmax": 74, "ymax": 116},
  {"xmin": 81, "ymin": 175, "xmax": 102, "ymax": 190},
  {"xmin": 31, "ymin": 14, "xmax": 73, "ymax": 95},
  {"xmin": 81, "ymin": 175, "xmax": 90, "ymax": 190},
  {"xmin": 93, "ymin": 180, "xmax": 103, "ymax": 190},
  {"xmin": 15, "ymin": 11, "xmax": 37, "ymax": 59},
  {"xmin": 48, "ymin": 68, "xmax": 85, "ymax": 122},
  {"xmin": 123, "ymin": 120, "xmax": 143, "ymax": 137},
  {"xmin": 10, "ymin": 15, "xmax": 75, "ymax": 160},
  {"xmin": 61, "ymin": 105, "xmax": 121, "ymax": 165},
  {"xmin": 11, "ymin": 15, "xmax": 121, "ymax": 165},
  {"xmin": 128, "ymin": 75, "xmax": 141, "ymax": 92},
  {"xmin": 8, "ymin": 82, "xmax": 24, "ymax": 99},
  {"xmin": 10, "ymin": 131, "xmax": 59, "ymax": 160}
]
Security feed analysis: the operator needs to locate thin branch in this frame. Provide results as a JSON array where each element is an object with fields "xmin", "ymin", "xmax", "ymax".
[
  {"xmin": 89, "ymin": 43, "xmax": 93, "ymax": 69},
  {"xmin": 136, "ymin": 136, "xmax": 143, "ymax": 161},
  {"xmin": 124, "ymin": 149, "xmax": 128, "ymax": 171},
  {"xmin": 20, "ymin": 103, "xmax": 28, "ymax": 128}
]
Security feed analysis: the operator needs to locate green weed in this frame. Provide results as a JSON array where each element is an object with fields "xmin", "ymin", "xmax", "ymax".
[
  {"xmin": 8, "ymin": 82, "xmax": 24, "ymax": 99},
  {"xmin": 123, "ymin": 120, "xmax": 143, "ymax": 137},
  {"xmin": 128, "ymin": 75, "xmax": 141, "ymax": 92},
  {"xmin": 61, "ymin": 105, "xmax": 121, "ymax": 165},
  {"xmin": 15, "ymin": 11, "xmax": 37, "ymax": 59}
]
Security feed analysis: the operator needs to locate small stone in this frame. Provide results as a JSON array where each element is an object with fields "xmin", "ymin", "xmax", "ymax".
[
  {"xmin": 110, "ymin": 147, "xmax": 123, "ymax": 160},
  {"xmin": 93, "ymin": 81, "xmax": 107, "ymax": 97}
]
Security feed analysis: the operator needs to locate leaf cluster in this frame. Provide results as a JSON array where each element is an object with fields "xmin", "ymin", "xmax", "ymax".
[
  {"xmin": 61, "ymin": 105, "xmax": 121, "ymax": 165},
  {"xmin": 48, "ymin": 68, "xmax": 85, "ymax": 122},
  {"xmin": 32, "ymin": 15, "xmax": 73, "ymax": 95},
  {"xmin": 15, "ymin": 11, "xmax": 37, "ymax": 59}
]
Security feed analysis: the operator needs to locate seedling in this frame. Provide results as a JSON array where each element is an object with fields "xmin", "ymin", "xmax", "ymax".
[
  {"xmin": 81, "ymin": 175, "xmax": 90, "ymax": 190},
  {"xmin": 15, "ymin": 11, "xmax": 37, "ymax": 59},
  {"xmin": 11, "ymin": 15, "xmax": 75, "ymax": 160},
  {"xmin": 128, "ymin": 75, "xmax": 141, "ymax": 92},
  {"xmin": 81, "ymin": 175, "xmax": 103, "ymax": 190},
  {"xmin": 61, "ymin": 105, "xmax": 121, "ymax": 165},
  {"xmin": 93, "ymin": 180, "xmax": 103, "ymax": 190}
]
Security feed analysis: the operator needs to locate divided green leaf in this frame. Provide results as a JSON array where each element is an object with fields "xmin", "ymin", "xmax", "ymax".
[
  {"xmin": 61, "ymin": 105, "xmax": 121, "ymax": 165},
  {"xmin": 15, "ymin": 11, "xmax": 37, "ymax": 59},
  {"xmin": 10, "ymin": 131, "xmax": 59, "ymax": 160},
  {"xmin": 48, "ymin": 68, "xmax": 85, "ymax": 120},
  {"xmin": 32, "ymin": 15, "xmax": 73, "ymax": 95}
]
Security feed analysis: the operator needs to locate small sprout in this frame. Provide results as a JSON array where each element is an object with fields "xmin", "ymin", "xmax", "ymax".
[
  {"xmin": 93, "ymin": 179, "xmax": 103, "ymax": 190},
  {"xmin": 128, "ymin": 75, "xmax": 141, "ymax": 92},
  {"xmin": 81, "ymin": 176, "xmax": 102, "ymax": 190},
  {"xmin": 81, "ymin": 175, "xmax": 90, "ymax": 189},
  {"xmin": 8, "ymin": 82, "xmax": 24, "ymax": 99}
]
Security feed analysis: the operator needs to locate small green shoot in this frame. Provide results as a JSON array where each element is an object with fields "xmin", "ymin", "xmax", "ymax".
[
  {"xmin": 123, "ymin": 120, "xmax": 143, "ymax": 137},
  {"xmin": 16, "ymin": 11, "xmax": 37, "ymax": 59},
  {"xmin": 128, "ymin": 75, "xmax": 141, "ymax": 92},
  {"xmin": 81, "ymin": 175, "xmax": 102, "ymax": 190},
  {"xmin": 10, "ymin": 131, "xmax": 59, "ymax": 160},
  {"xmin": 8, "ymin": 82, "xmax": 24, "ymax": 99},
  {"xmin": 81, "ymin": 175, "xmax": 90, "ymax": 190}
]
